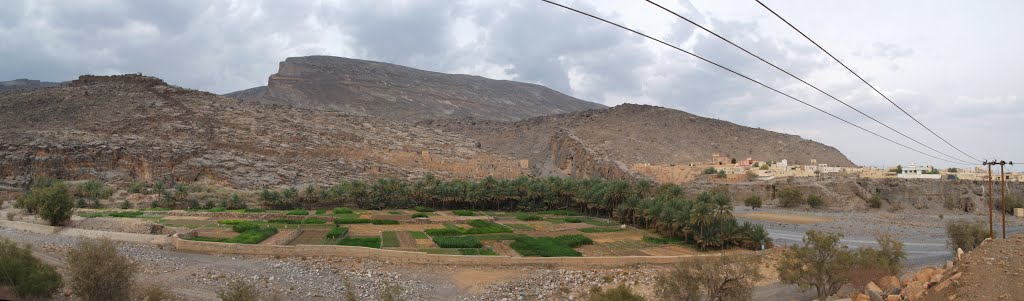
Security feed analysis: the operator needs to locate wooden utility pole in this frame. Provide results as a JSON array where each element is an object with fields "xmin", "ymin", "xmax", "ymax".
[{"xmin": 983, "ymin": 160, "xmax": 1013, "ymax": 239}]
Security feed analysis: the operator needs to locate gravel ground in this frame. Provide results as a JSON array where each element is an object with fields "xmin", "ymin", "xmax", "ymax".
[{"xmin": 0, "ymin": 227, "xmax": 664, "ymax": 301}]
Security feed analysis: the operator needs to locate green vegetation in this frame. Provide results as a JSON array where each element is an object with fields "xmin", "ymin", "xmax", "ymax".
[
  {"xmin": 388, "ymin": 211, "xmax": 403, "ymax": 215},
  {"xmin": 458, "ymin": 248, "xmax": 497, "ymax": 256},
  {"xmin": 338, "ymin": 237, "xmax": 381, "ymax": 248},
  {"xmin": 578, "ymin": 227, "xmax": 625, "ymax": 233},
  {"xmin": 315, "ymin": 209, "xmax": 326, "ymax": 215},
  {"xmin": 777, "ymin": 187, "xmax": 804, "ymax": 208},
  {"xmin": 452, "ymin": 210, "xmax": 476, "ymax": 216},
  {"xmin": 945, "ymin": 220, "xmax": 988, "ymax": 252},
  {"xmin": 333, "ymin": 218, "xmax": 372, "ymax": 224},
  {"xmin": 230, "ymin": 221, "xmax": 261, "ymax": 233},
  {"xmin": 432, "ymin": 236, "xmax": 483, "ymax": 248},
  {"xmin": 464, "ymin": 220, "xmax": 513, "ymax": 234},
  {"xmin": 372, "ymin": 219, "xmax": 400, "ymax": 225},
  {"xmin": 510, "ymin": 236, "xmax": 587, "ymax": 257},
  {"xmin": 643, "ymin": 235, "xmax": 683, "ymax": 244},
  {"xmin": 703, "ymin": 167, "xmax": 717, "ymax": 175},
  {"xmin": 744, "ymin": 195, "xmax": 762, "ymax": 209},
  {"xmin": 408, "ymin": 231, "xmax": 428, "ymax": 239},
  {"xmin": 867, "ymin": 192, "xmax": 882, "ymax": 209},
  {"xmin": 563, "ymin": 217, "xmax": 584, "ymax": 223},
  {"xmin": 74, "ymin": 180, "xmax": 114, "ymax": 200},
  {"xmin": 381, "ymin": 231, "xmax": 401, "ymax": 248},
  {"xmin": 515, "ymin": 213, "xmax": 543, "ymax": 221},
  {"xmin": 425, "ymin": 228, "xmax": 463, "ymax": 236},
  {"xmin": 776, "ymin": 230, "xmax": 906, "ymax": 299},
  {"xmin": 505, "ymin": 223, "xmax": 535, "ymax": 230},
  {"xmin": 806, "ymin": 195, "xmax": 824, "ymax": 208},
  {"xmin": 15, "ymin": 178, "xmax": 76, "ymax": 226},
  {"xmin": 301, "ymin": 218, "xmax": 326, "ymax": 224},
  {"xmin": 326, "ymin": 227, "xmax": 349, "ymax": 239},
  {"xmin": 226, "ymin": 227, "xmax": 278, "ymax": 244},
  {"xmin": 412, "ymin": 206, "xmax": 434, "ymax": 212},
  {"xmin": 538, "ymin": 210, "xmax": 581, "ymax": 216},
  {"xmin": 107, "ymin": 211, "xmax": 145, "ymax": 218},
  {"xmin": 333, "ymin": 207, "xmax": 354, "ymax": 214},
  {"xmin": 0, "ymin": 238, "xmax": 63, "ymax": 300},
  {"xmin": 286, "ymin": 209, "xmax": 309, "ymax": 216},
  {"xmin": 217, "ymin": 280, "xmax": 260, "ymax": 301},
  {"xmin": 127, "ymin": 181, "xmax": 148, "ymax": 194},
  {"xmin": 243, "ymin": 208, "xmax": 265, "ymax": 213},
  {"xmin": 717, "ymin": 170, "xmax": 727, "ymax": 178},
  {"xmin": 411, "ymin": 213, "xmax": 428, "ymax": 218},
  {"xmin": 590, "ymin": 284, "xmax": 645, "ymax": 301},
  {"xmin": 465, "ymin": 233, "xmax": 527, "ymax": 241}
]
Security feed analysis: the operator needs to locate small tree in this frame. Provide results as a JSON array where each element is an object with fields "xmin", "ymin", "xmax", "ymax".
[
  {"xmin": 847, "ymin": 234, "xmax": 907, "ymax": 288},
  {"xmin": 0, "ymin": 238, "xmax": 63, "ymax": 300},
  {"xmin": 752, "ymin": 162, "xmax": 759, "ymax": 167},
  {"xmin": 866, "ymin": 192, "xmax": 882, "ymax": 209},
  {"xmin": 743, "ymin": 196, "xmax": 762, "ymax": 210},
  {"xmin": 776, "ymin": 230, "xmax": 853, "ymax": 299},
  {"xmin": 703, "ymin": 167, "xmax": 717, "ymax": 175},
  {"xmin": 589, "ymin": 284, "xmax": 646, "ymax": 301},
  {"xmin": 730, "ymin": 158, "xmax": 737, "ymax": 164},
  {"xmin": 776, "ymin": 187, "xmax": 803, "ymax": 208},
  {"xmin": 716, "ymin": 170, "xmax": 727, "ymax": 178},
  {"xmin": 67, "ymin": 239, "xmax": 138, "ymax": 301},
  {"xmin": 35, "ymin": 182, "xmax": 75, "ymax": 226},
  {"xmin": 656, "ymin": 255, "xmax": 762, "ymax": 301}
]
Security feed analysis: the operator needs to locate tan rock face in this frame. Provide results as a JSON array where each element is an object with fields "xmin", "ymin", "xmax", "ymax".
[
  {"xmin": 914, "ymin": 267, "xmax": 937, "ymax": 282},
  {"xmin": 866, "ymin": 281, "xmax": 883, "ymax": 294}
]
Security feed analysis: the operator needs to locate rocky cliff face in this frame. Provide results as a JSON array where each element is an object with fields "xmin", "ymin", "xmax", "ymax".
[
  {"xmin": 225, "ymin": 56, "xmax": 605, "ymax": 122},
  {"xmin": 423, "ymin": 103, "xmax": 856, "ymax": 181},
  {"xmin": 0, "ymin": 74, "xmax": 530, "ymax": 190}
]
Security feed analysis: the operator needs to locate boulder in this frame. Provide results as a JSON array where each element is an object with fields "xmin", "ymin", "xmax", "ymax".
[
  {"xmin": 865, "ymin": 281, "xmax": 883, "ymax": 295},
  {"xmin": 914, "ymin": 267, "xmax": 936, "ymax": 282},
  {"xmin": 867, "ymin": 290, "xmax": 884, "ymax": 301},
  {"xmin": 903, "ymin": 281, "xmax": 925, "ymax": 301},
  {"xmin": 878, "ymin": 275, "xmax": 902, "ymax": 293},
  {"xmin": 956, "ymin": 248, "xmax": 964, "ymax": 262},
  {"xmin": 853, "ymin": 293, "xmax": 871, "ymax": 301},
  {"xmin": 885, "ymin": 295, "xmax": 901, "ymax": 301},
  {"xmin": 944, "ymin": 260, "xmax": 954, "ymax": 269}
]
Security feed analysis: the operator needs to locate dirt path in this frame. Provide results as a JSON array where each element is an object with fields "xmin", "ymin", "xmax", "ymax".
[
  {"xmin": 396, "ymin": 231, "xmax": 418, "ymax": 248},
  {"xmin": 734, "ymin": 211, "xmax": 833, "ymax": 224}
]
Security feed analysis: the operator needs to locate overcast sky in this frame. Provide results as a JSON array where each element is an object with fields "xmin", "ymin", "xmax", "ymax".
[{"xmin": 2, "ymin": 0, "xmax": 1021, "ymax": 170}]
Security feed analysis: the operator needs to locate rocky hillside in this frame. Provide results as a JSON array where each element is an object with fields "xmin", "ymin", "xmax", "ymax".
[
  {"xmin": 422, "ymin": 104, "xmax": 856, "ymax": 179},
  {"xmin": 0, "ymin": 74, "xmax": 531, "ymax": 190},
  {"xmin": 224, "ymin": 56, "xmax": 605, "ymax": 122},
  {"xmin": 0, "ymin": 79, "xmax": 62, "ymax": 93}
]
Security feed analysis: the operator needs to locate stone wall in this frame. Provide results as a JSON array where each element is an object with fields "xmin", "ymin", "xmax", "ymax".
[{"xmin": 546, "ymin": 130, "xmax": 634, "ymax": 181}]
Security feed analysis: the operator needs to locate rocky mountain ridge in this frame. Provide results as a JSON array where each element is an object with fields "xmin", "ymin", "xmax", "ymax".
[{"xmin": 225, "ymin": 56, "xmax": 605, "ymax": 122}]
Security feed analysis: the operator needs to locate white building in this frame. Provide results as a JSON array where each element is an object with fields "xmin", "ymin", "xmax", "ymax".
[{"xmin": 897, "ymin": 163, "xmax": 942, "ymax": 179}]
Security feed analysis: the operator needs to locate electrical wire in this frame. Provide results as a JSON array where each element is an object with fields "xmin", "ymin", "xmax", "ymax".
[
  {"xmin": 538, "ymin": 0, "xmax": 973, "ymax": 166},
  {"xmin": 754, "ymin": 0, "xmax": 982, "ymax": 164},
  {"xmin": 644, "ymin": 0, "xmax": 975, "ymax": 165}
]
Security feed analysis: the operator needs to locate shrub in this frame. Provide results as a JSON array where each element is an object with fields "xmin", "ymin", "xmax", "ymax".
[
  {"xmin": 67, "ymin": 239, "xmax": 138, "ymax": 301},
  {"xmin": 515, "ymin": 213, "xmax": 542, "ymax": 221},
  {"xmin": 333, "ymin": 218, "xmax": 372, "ymax": 224},
  {"xmin": 33, "ymin": 182, "xmax": 76, "ymax": 226},
  {"xmin": 776, "ymin": 230, "xmax": 853, "ymax": 299},
  {"xmin": 554, "ymin": 234, "xmax": 594, "ymax": 247},
  {"xmin": 412, "ymin": 206, "xmax": 434, "ymax": 212},
  {"xmin": 703, "ymin": 167, "xmax": 717, "ymax": 174},
  {"xmin": 217, "ymin": 280, "xmax": 260, "ymax": 301},
  {"xmin": 243, "ymin": 208, "xmax": 265, "ymax": 213},
  {"xmin": 203, "ymin": 200, "xmax": 215, "ymax": 210},
  {"xmin": 563, "ymin": 217, "xmax": 584, "ymax": 223},
  {"xmin": 578, "ymin": 227, "xmax": 624, "ymax": 233},
  {"xmin": 425, "ymin": 228, "xmax": 463, "ymax": 236},
  {"xmin": 452, "ymin": 210, "xmax": 476, "ymax": 216},
  {"xmin": 0, "ymin": 238, "xmax": 63, "ymax": 300},
  {"xmin": 847, "ymin": 234, "xmax": 907, "ymax": 288},
  {"xmin": 510, "ymin": 236, "xmax": 582, "ymax": 257},
  {"xmin": 120, "ymin": 199, "xmax": 133, "ymax": 209},
  {"xmin": 372, "ymin": 219, "xmax": 400, "ymax": 225},
  {"xmin": 867, "ymin": 192, "xmax": 882, "ymax": 209},
  {"xmin": 315, "ymin": 209, "xmax": 326, "ymax": 215},
  {"xmin": 338, "ymin": 237, "xmax": 381, "ymax": 248},
  {"xmin": 207, "ymin": 207, "xmax": 226, "ymax": 212},
  {"xmin": 433, "ymin": 236, "xmax": 483, "ymax": 248},
  {"xmin": 326, "ymin": 227, "xmax": 349, "ymax": 239},
  {"xmin": 301, "ymin": 218, "xmax": 326, "ymax": 224},
  {"xmin": 806, "ymin": 195, "xmax": 824, "ymax": 208},
  {"xmin": 108, "ymin": 211, "xmax": 144, "ymax": 218},
  {"xmin": 286, "ymin": 209, "xmax": 309, "ymax": 216},
  {"xmin": 127, "ymin": 181, "xmax": 148, "ymax": 194},
  {"xmin": 333, "ymin": 207, "xmax": 354, "ymax": 214},
  {"xmin": 379, "ymin": 282, "xmax": 403, "ymax": 301},
  {"xmin": 226, "ymin": 227, "xmax": 278, "ymax": 244},
  {"xmin": 227, "ymin": 194, "xmax": 247, "ymax": 210},
  {"xmin": 777, "ymin": 187, "xmax": 803, "ymax": 208},
  {"xmin": 411, "ymin": 213, "xmax": 428, "ymax": 218},
  {"xmin": 231, "ymin": 221, "xmax": 261, "ymax": 233},
  {"xmin": 589, "ymin": 284, "xmax": 646, "ymax": 301},
  {"xmin": 268, "ymin": 218, "xmax": 302, "ymax": 224},
  {"xmin": 217, "ymin": 220, "xmax": 247, "ymax": 225},
  {"xmin": 137, "ymin": 285, "xmax": 170, "ymax": 301},
  {"xmin": 946, "ymin": 220, "xmax": 987, "ymax": 252},
  {"xmin": 717, "ymin": 170, "xmax": 727, "ymax": 178},
  {"xmin": 655, "ymin": 255, "xmax": 761, "ymax": 301},
  {"xmin": 743, "ymin": 196, "xmax": 762, "ymax": 209}
]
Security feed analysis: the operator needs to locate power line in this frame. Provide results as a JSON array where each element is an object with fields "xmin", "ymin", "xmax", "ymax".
[
  {"xmin": 754, "ymin": 0, "xmax": 982, "ymax": 164},
  {"xmin": 643, "ymin": 0, "xmax": 975, "ymax": 165},
  {"xmin": 538, "ymin": 0, "xmax": 973, "ymax": 166}
]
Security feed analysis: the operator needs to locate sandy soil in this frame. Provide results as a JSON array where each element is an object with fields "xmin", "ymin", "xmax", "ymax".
[
  {"xmin": 734, "ymin": 211, "xmax": 833, "ymax": 224},
  {"xmin": 450, "ymin": 269, "xmax": 525, "ymax": 294},
  {"xmin": 260, "ymin": 230, "xmax": 297, "ymax": 245}
]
